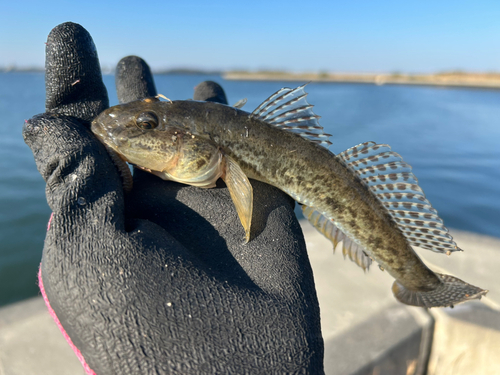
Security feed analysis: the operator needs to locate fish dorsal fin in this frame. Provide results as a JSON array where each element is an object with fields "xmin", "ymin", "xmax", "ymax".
[
  {"xmin": 337, "ymin": 142, "xmax": 461, "ymax": 255},
  {"xmin": 302, "ymin": 206, "xmax": 372, "ymax": 271},
  {"xmin": 250, "ymin": 84, "xmax": 332, "ymax": 147}
]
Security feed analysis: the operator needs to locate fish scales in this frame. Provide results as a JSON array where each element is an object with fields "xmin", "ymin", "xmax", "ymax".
[{"xmin": 91, "ymin": 87, "xmax": 487, "ymax": 308}]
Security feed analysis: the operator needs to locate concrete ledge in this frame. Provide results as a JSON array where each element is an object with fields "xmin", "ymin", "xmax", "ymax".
[
  {"xmin": 0, "ymin": 297, "xmax": 85, "ymax": 375},
  {"xmin": 302, "ymin": 221, "xmax": 500, "ymax": 375},
  {"xmin": 324, "ymin": 305, "xmax": 433, "ymax": 375},
  {"xmin": 427, "ymin": 301, "xmax": 500, "ymax": 375},
  {"xmin": 0, "ymin": 222, "xmax": 498, "ymax": 374},
  {"xmin": 302, "ymin": 221, "xmax": 434, "ymax": 375}
]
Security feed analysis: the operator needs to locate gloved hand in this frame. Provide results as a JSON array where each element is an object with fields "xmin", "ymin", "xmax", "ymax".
[{"xmin": 23, "ymin": 22, "xmax": 324, "ymax": 375}]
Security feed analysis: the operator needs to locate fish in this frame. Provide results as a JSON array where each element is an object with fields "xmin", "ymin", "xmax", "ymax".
[{"xmin": 91, "ymin": 84, "xmax": 488, "ymax": 308}]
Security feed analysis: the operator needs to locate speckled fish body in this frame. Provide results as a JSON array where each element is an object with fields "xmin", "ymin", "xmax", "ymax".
[{"xmin": 91, "ymin": 86, "xmax": 487, "ymax": 308}]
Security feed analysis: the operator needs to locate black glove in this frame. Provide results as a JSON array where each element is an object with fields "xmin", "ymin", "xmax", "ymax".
[{"xmin": 23, "ymin": 22, "xmax": 324, "ymax": 375}]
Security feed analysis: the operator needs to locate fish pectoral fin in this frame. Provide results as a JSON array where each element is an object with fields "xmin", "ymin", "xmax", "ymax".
[{"xmin": 222, "ymin": 155, "xmax": 253, "ymax": 242}]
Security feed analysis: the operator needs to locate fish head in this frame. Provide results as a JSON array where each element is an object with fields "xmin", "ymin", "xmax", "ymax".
[
  {"xmin": 91, "ymin": 97, "xmax": 184, "ymax": 172},
  {"xmin": 92, "ymin": 98, "xmax": 223, "ymax": 187}
]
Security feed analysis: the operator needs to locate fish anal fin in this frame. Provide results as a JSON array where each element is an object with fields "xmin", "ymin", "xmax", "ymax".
[
  {"xmin": 222, "ymin": 155, "xmax": 253, "ymax": 242},
  {"xmin": 302, "ymin": 205, "xmax": 372, "ymax": 271},
  {"xmin": 392, "ymin": 273, "xmax": 488, "ymax": 308},
  {"xmin": 342, "ymin": 237, "xmax": 372, "ymax": 271}
]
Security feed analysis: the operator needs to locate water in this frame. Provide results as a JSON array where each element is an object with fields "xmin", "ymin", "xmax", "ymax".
[{"xmin": 1, "ymin": 72, "xmax": 499, "ymax": 307}]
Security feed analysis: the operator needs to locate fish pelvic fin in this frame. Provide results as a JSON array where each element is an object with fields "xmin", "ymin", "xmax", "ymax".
[
  {"xmin": 222, "ymin": 155, "xmax": 253, "ymax": 242},
  {"xmin": 392, "ymin": 273, "xmax": 488, "ymax": 308}
]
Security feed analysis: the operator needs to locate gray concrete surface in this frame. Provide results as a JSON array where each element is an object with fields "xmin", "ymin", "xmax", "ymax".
[
  {"xmin": 0, "ymin": 221, "xmax": 498, "ymax": 374},
  {"xmin": 413, "ymin": 230, "xmax": 500, "ymax": 374},
  {"xmin": 324, "ymin": 305, "xmax": 433, "ymax": 375},
  {"xmin": 0, "ymin": 297, "xmax": 85, "ymax": 375},
  {"xmin": 427, "ymin": 301, "xmax": 500, "ymax": 375},
  {"xmin": 302, "ymin": 223, "xmax": 500, "ymax": 375}
]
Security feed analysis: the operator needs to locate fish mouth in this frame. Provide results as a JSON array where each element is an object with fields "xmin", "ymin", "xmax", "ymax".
[
  {"xmin": 90, "ymin": 120, "xmax": 108, "ymax": 142},
  {"xmin": 91, "ymin": 120, "xmax": 135, "ymax": 149}
]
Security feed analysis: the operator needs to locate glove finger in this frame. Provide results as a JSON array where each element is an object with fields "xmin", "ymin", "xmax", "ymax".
[
  {"xmin": 193, "ymin": 81, "xmax": 228, "ymax": 104},
  {"xmin": 23, "ymin": 114, "xmax": 126, "ymax": 233},
  {"xmin": 115, "ymin": 56, "xmax": 158, "ymax": 104},
  {"xmin": 25, "ymin": 22, "xmax": 124, "ymax": 233},
  {"xmin": 45, "ymin": 22, "xmax": 108, "ymax": 123}
]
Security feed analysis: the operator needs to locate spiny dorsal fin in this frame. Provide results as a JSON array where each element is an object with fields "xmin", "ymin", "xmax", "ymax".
[
  {"xmin": 337, "ymin": 142, "xmax": 461, "ymax": 255},
  {"xmin": 250, "ymin": 84, "xmax": 332, "ymax": 147},
  {"xmin": 302, "ymin": 206, "xmax": 372, "ymax": 271}
]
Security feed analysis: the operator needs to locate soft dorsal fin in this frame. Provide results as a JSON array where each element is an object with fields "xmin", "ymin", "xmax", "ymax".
[
  {"xmin": 250, "ymin": 84, "xmax": 332, "ymax": 147},
  {"xmin": 302, "ymin": 206, "xmax": 372, "ymax": 271},
  {"xmin": 337, "ymin": 142, "xmax": 461, "ymax": 255}
]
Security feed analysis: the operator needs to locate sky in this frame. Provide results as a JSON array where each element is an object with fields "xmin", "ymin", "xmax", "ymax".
[{"xmin": 2, "ymin": 0, "xmax": 500, "ymax": 73}]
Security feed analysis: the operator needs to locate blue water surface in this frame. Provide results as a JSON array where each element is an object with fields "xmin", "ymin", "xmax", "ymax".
[{"xmin": 1, "ymin": 72, "xmax": 499, "ymax": 306}]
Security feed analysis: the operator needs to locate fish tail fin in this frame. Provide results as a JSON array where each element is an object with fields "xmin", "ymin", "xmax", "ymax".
[{"xmin": 392, "ymin": 273, "xmax": 488, "ymax": 308}]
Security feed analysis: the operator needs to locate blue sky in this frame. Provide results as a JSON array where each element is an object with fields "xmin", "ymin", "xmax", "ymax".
[{"xmin": 2, "ymin": 0, "xmax": 500, "ymax": 73}]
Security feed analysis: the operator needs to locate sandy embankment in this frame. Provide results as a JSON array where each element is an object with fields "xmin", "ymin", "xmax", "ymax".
[{"xmin": 223, "ymin": 71, "xmax": 500, "ymax": 89}]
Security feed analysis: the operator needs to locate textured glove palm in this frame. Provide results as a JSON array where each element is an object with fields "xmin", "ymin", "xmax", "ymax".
[{"xmin": 23, "ymin": 22, "xmax": 324, "ymax": 375}]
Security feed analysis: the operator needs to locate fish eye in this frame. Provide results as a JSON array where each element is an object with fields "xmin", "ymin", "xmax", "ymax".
[{"xmin": 135, "ymin": 111, "xmax": 159, "ymax": 130}]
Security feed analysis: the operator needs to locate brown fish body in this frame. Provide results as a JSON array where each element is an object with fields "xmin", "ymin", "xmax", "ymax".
[
  {"xmin": 91, "ymin": 87, "xmax": 487, "ymax": 307},
  {"xmin": 155, "ymin": 101, "xmax": 440, "ymax": 291}
]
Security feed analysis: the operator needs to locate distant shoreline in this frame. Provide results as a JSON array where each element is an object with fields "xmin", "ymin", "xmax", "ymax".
[
  {"xmin": 223, "ymin": 72, "xmax": 500, "ymax": 90},
  {"xmin": 4, "ymin": 68, "xmax": 500, "ymax": 90}
]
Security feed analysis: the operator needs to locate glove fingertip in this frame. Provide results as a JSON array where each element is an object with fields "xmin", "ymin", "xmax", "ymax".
[
  {"xmin": 193, "ymin": 81, "xmax": 228, "ymax": 104},
  {"xmin": 45, "ymin": 22, "xmax": 108, "ymax": 121},
  {"xmin": 116, "ymin": 56, "xmax": 157, "ymax": 103}
]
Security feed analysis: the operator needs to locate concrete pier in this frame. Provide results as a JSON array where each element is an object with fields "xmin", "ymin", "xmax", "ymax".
[{"xmin": 0, "ymin": 221, "xmax": 498, "ymax": 374}]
